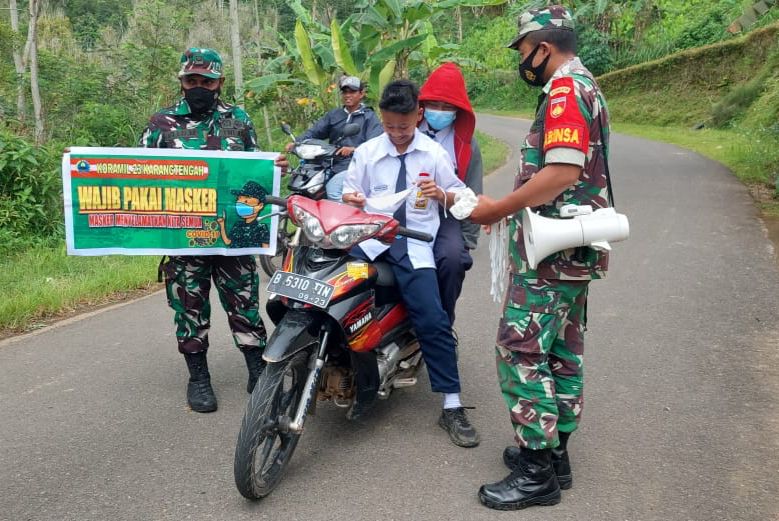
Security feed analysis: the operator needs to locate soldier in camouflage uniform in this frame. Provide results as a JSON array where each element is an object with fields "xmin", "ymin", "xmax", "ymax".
[
  {"xmin": 469, "ymin": 6, "xmax": 612, "ymax": 510},
  {"xmin": 139, "ymin": 48, "xmax": 274, "ymax": 413}
]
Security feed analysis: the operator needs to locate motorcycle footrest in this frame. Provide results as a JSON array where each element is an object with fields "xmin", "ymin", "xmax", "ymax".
[{"xmin": 392, "ymin": 377, "xmax": 418, "ymax": 388}]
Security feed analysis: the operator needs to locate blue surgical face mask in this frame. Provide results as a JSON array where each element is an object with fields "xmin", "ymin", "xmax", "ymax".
[
  {"xmin": 424, "ymin": 109, "xmax": 457, "ymax": 131},
  {"xmin": 235, "ymin": 202, "xmax": 255, "ymax": 217}
]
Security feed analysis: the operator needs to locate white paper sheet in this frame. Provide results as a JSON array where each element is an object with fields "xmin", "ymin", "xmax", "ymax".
[{"xmin": 364, "ymin": 188, "xmax": 414, "ymax": 214}]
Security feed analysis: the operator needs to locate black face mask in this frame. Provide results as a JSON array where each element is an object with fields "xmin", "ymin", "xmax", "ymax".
[
  {"xmin": 184, "ymin": 87, "xmax": 219, "ymax": 114},
  {"xmin": 518, "ymin": 44, "xmax": 550, "ymax": 87}
]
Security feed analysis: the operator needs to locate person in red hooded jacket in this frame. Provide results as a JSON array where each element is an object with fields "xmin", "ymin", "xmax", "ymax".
[{"xmin": 418, "ymin": 63, "xmax": 484, "ymax": 327}]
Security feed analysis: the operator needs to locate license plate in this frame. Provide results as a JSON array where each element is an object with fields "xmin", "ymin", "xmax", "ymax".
[{"xmin": 267, "ymin": 271, "xmax": 335, "ymax": 308}]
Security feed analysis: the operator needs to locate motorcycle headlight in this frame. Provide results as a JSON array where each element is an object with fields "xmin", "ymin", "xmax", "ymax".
[
  {"xmin": 328, "ymin": 224, "xmax": 381, "ymax": 249},
  {"xmin": 305, "ymin": 171, "xmax": 326, "ymax": 194},
  {"xmin": 292, "ymin": 205, "xmax": 326, "ymax": 243},
  {"xmin": 296, "ymin": 144, "xmax": 326, "ymax": 160}
]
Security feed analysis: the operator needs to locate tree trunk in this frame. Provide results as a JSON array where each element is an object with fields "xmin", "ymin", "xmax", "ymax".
[
  {"xmin": 9, "ymin": 0, "xmax": 27, "ymax": 122},
  {"xmin": 229, "ymin": 0, "xmax": 244, "ymax": 107},
  {"xmin": 456, "ymin": 7, "xmax": 463, "ymax": 43},
  {"xmin": 262, "ymin": 106, "xmax": 272, "ymax": 150},
  {"xmin": 28, "ymin": 0, "xmax": 44, "ymax": 143}
]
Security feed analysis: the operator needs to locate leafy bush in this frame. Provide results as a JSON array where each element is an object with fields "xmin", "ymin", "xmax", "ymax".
[
  {"xmin": 0, "ymin": 131, "xmax": 63, "ymax": 254},
  {"xmin": 672, "ymin": 4, "xmax": 733, "ymax": 51},
  {"xmin": 577, "ymin": 28, "xmax": 613, "ymax": 77}
]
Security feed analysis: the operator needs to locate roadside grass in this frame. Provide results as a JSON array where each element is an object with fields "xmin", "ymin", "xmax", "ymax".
[
  {"xmin": 475, "ymin": 129, "xmax": 511, "ymax": 174},
  {"xmin": 0, "ymin": 245, "xmax": 159, "ymax": 334}
]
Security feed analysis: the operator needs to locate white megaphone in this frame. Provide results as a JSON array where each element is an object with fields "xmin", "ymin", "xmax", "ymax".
[{"xmin": 522, "ymin": 204, "xmax": 630, "ymax": 269}]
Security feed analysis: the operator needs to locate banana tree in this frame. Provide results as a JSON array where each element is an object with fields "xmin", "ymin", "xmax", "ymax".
[{"xmin": 252, "ymin": 0, "xmax": 507, "ymax": 111}]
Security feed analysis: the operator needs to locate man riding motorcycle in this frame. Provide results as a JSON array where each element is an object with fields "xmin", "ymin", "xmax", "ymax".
[{"xmin": 286, "ymin": 76, "xmax": 383, "ymax": 202}]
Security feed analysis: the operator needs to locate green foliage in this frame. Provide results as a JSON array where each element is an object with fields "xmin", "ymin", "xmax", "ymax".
[
  {"xmin": 577, "ymin": 27, "xmax": 613, "ymax": 76},
  {"xmin": 457, "ymin": 15, "xmax": 515, "ymax": 70},
  {"xmin": 602, "ymin": 23, "xmax": 779, "ymax": 192},
  {"xmin": 672, "ymin": 4, "xmax": 733, "ymax": 50},
  {"xmin": 600, "ymin": 23, "xmax": 779, "ymax": 126},
  {"xmin": 254, "ymin": 0, "xmax": 507, "ymax": 111},
  {"xmin": 0, "ymin": 131, "xmax": 63, "ymax": 255},
  {"xmin": 711, "ymin": 78, "xmax": 767, "ymax": 128},
  {"xmin": 54, "ymin": 0, "xmax": 133, "ymax": 48}
]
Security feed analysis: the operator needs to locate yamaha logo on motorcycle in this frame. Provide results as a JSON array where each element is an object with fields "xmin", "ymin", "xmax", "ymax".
[{"xmin": 347, "ymin": 311, "xmax": 373, "ymax": 334}]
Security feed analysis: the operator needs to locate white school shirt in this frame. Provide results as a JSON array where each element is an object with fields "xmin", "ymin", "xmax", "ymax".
[{"xmin": 343, "ymin": 129, "xmax": 465, "ymax": 269}]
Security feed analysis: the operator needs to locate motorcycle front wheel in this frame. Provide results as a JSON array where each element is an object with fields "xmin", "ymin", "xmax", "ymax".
[{"xmin": 234, "ymin": 349, "xmax": 311, "ymax": 499}]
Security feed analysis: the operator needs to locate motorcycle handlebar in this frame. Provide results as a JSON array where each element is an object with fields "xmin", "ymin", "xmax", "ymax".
[
  {"xmin": 264, "ymin": 195, "xmax": 288, "ymax": 207},
  {"xmin": 396, "ymin": 226, "xmax": 433, "ymax": 243}
]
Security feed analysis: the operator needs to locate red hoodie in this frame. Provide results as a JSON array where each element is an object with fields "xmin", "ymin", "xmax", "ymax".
[{"xmin": 418, "ymin": 62, "xmax": 475, "ymax": 181}]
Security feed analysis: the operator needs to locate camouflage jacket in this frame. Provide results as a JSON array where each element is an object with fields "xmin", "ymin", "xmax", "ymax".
[
  {"xmin": 510, "ymin": 57, "xmax": 611, "ymax": 281},
  {"xmin": 138, "ymin": 98, "xmax": 258, "ymax": 151}
]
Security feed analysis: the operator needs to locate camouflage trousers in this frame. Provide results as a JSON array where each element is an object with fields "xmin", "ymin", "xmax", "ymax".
[
  {"xmin": 495, "ymin": 275, "xmax": 589, "ymax": 450},
  {"xmin": 162, "ymin": 255, "xmax": 266, "ymax": 354}
]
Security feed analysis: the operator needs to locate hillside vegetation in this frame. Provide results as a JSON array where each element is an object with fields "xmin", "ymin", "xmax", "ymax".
[
  {"xmin": 600, "ymin": 22, "xmax": 779, "ymax": 129},
  {"xmin": 600, "ymin": 23, "xmax": 779, "ymax": 193}
]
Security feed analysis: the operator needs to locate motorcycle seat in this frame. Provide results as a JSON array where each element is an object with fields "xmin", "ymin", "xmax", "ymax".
[{"xmin": 374, "ymin": 261, "xmax": 396, "ymax": 287}]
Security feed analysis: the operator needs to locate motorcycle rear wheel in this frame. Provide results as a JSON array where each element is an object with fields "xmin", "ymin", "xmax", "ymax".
[{"xmin": 234, "ymin": 349, "xmax": 311, "ymax": 499}]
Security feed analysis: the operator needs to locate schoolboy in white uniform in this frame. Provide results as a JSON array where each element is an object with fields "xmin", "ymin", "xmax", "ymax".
[{"xmin": 342, "ymin": 79, "xmax": 479, "ymax": 448}]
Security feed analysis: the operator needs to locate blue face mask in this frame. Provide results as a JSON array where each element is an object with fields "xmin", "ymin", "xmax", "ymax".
[
  {"xmin": 235, "ymin": 202, "xmax": 255, "ymax": 217},
  {"xmin": 424, "ymin": 109, "xmax": 457, "ymax": 131}
]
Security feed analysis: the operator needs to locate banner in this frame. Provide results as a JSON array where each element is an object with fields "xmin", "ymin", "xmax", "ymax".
[{"xmin": 62, "ymin": 147, "xmax": 280, "ymax": 256}]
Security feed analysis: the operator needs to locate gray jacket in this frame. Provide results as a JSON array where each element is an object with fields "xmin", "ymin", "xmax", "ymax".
[
  {"xmin": 459, "ymin": 137, "xmax": 483, "ymax": 250},
  {"xmin": 301, "ymin": 104, "xmax": 383, "ymax": 173}
]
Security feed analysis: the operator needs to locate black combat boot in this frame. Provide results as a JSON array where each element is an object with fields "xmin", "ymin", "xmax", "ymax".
[
  {"xmin": 242, "ymin": 348, "xmax": 265, "ymax": 394},
  {"xmin": 551, "ymin": 431, "xmax": 572, "ymax": 489},
  {"xmin": 183, "ymin": 352, "xmax": 217, "ymax": 413},
  {"xmin": 502, "ymin": 431, "xmax": 572, "ymax": 489},
  {"xmin": 479, "ymin": 448, "xmax": 561, "ymax": 510}
]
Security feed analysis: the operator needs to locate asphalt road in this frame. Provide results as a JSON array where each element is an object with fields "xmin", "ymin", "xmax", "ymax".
[{"xmin": 2, "ymin": 114, "xmax": 778, "ymax": 521}]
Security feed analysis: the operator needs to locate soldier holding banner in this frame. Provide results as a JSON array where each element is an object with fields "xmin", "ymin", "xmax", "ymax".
[{"xmin": 139, "ymin": 48, "xmax": 281, "ymax": 413}]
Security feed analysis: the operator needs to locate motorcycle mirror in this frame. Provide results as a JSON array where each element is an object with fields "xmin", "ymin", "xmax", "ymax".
[
  {"xmin": 281, "ymin": 123, "xmax": 293, "ymax": 136},
  {"xmin": 341, "ymin": 123, "xmax": 360, "ymax": 138}
]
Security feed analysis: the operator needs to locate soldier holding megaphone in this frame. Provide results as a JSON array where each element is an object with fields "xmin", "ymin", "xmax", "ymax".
[{"xmin": 468, "ymin": 5, "xmax": 627, "ymax": 511}]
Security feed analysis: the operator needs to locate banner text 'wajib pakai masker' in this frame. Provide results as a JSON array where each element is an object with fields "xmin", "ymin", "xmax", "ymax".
[{"xmin": 62, "ymin": 147, "xmax": 280, "ymax": 256}]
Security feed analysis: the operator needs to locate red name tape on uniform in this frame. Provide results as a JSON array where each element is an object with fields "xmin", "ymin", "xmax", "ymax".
[{"xmin": 543, "ymin": 77, "xmax": 589, "ymax": 155}]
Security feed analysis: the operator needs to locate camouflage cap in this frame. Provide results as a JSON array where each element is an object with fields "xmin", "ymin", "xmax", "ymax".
[
  {"xmin": 231, "ymin": 181, "xmax": 267, "ymax": 202},
  {"xmin": 507, "ymin": 5, "xmax": 575, "ymax": 50},
  {"xmin": 178, "ymin": 48, "xmax": 224, "ymax": 79}
]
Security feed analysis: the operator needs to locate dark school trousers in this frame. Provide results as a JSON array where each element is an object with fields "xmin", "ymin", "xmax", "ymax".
[
  {"xmin": 353, "ymin": 247, "xmax": 461, "ymax": 394},
  {"xmin": 433, "ymin": 215, "xmax": 473, "ymax": 326}
]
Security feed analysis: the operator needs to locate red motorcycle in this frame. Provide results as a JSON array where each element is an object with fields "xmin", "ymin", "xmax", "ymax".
[{"xmin": 234, "ymin": 194, "xmax": 432, "ymax": 500}]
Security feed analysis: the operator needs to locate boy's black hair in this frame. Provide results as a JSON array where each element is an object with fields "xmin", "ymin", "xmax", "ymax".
[
  {"xmin": 378, "ymin": 79, "xmax": 419, "ymax": 114},
  {"xmin": 524, "ymin": 29, "xmax": 577, "ymax": 54}
]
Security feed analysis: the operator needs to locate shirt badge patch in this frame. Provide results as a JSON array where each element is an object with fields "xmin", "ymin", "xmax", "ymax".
[{"xmin": 550, "ymin": 97, "xmax": 566, "ymax": 118}]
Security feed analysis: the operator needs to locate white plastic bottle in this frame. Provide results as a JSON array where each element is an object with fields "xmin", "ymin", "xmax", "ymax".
[{"xmin": 414, "ymin": 172, "xmax": 431, "ymax": 210}]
